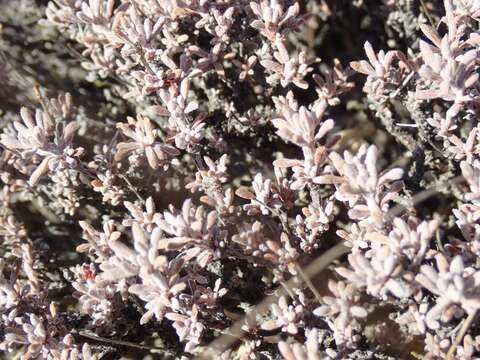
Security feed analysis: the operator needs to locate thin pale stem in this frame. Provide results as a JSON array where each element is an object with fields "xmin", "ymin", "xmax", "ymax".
[{"xmin": 447, "ymin": 310, "xmax": 477, "ymax": 359}]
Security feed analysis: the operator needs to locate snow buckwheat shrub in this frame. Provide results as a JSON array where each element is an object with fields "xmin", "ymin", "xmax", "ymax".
[{"xmin": 5, "ymin": 0, "xmax": 480, "ymax": 358}]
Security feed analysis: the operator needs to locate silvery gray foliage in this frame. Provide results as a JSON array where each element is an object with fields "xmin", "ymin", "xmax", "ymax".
[
  {"xmin": 123, "ymin": 196, "xmax": 161, "ymax": 232},
  {"xmin": 336, "ymin": 251, "xmax": 412, "ymax": 299},
  {"xmin": 2, "ymin": 307, "xmax": 101, "ymax": 359},
  {"xmin": 318, "ymin": 144, "xmax": 404, "ymax": 228},
  {"xmin": 350, "ymin": 41, "xmax": 412, "ymax": 101},
  {"xmin": 271, "ymin": 91, "xmax": 340, "ymax": 191},
  {"xmin": 415, "ymin": 16, "xmax": 479, "ymax": 121},
  {"xmin": 261, "ymin": 295, "xmax": 306, "ymax": 334},
  {"xmin": 71, "ymin": 263, "xmax": 117, "ymax": 326},
  {"xmin": 313, "ymin": 59, "xmax": 354, "ymax": 108},
  {"xmin": 155, "ymin": 77, "xmax": 207, "ymax": 152},
  {"xmin": 154, "ymin": 199, "xmax": 227, "ymax": 268},
  {"xmin": 278, "ymin": 328, "xmax": 337, "ymax": 360},
  {"xmin": 115, "ymin": 114, "xmax": 179, "ymax": 170},
  {"xmin": 185, "ymin": 154, "xmax": 229, "ymax": 194},
  {"xmin": 249, "ymin": 0, "xmax": 303, "ymax": 42},
  {"xmin": 241, "ymin": 172, "xmax": 283, "ymax": 215},
  {"xmin": 423, "ymin": 331, "xmax": 480, "ymax": 359},
  {"xmin": 314, "ymin": 280, "xmax": 367, "ymax": 328},
  {"xmin": 313, "ymin": 280, "xmax": 366, "ymax": 349},
  {"xmin": 5, "ymin": 0, "xmax": 480, "ymax": 358},
  {"xmin": 165, "ymin": 305, "xmax": 204, "ymax": 353},
  {"xmin": 261, "ymin": 40, "xmax": 315, "ymax": 89},
  {"xmin": 77, "ymin": 220, "xmax": 120, "ymax": 261},
  {"xmin": 416, "ymin": 254, "xmax": 480, "ymax": 329},
  {"xmin": 0, "ymin": 95, "xmax": 83, "ymax": 186},
  {"xmin": 453, "ymin": 161, "xmax": 480, "ymax": 255},
  {"xmin": 0, "ymin": 234, "xmax": 103, "ymax": 358},
  {"xmin": 93, "ymin": 221, "xmax": 193, "ymax": 329},
  {"xmin": 294, "ymin": 200, "xmax": 335, "ymax": 252}
]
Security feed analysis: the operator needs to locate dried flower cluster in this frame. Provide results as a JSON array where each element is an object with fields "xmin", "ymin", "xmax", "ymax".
[{"xmin": 2, "ymin": 0, "xmax": 480, "ymax": 359}]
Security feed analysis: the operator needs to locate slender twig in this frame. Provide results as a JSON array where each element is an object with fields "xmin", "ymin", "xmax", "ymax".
[
  {"xmin": 75, "ymin": 331, "xmax": 170, "ymax": 353},
  {"xmin": 120, "ymin": 174, "xmax": 145, "ymax": 204},
  {"xmin": 295, "ymin": 263, "xmax": 322, "ymax": 304},
  {"xmin": 419, "ymin": 0, "xmax": 436, "ymax": 28},
  {"xmin": 447, "ymin": 310, "xmax": 477, "ymax": 359},
  {"xmin": 390, "ymin": 71, "xmax": 415, "ymax": 99},
  {"xmin": 386, "ymin": 175, "xmax": 465, "ymax": 219}
]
